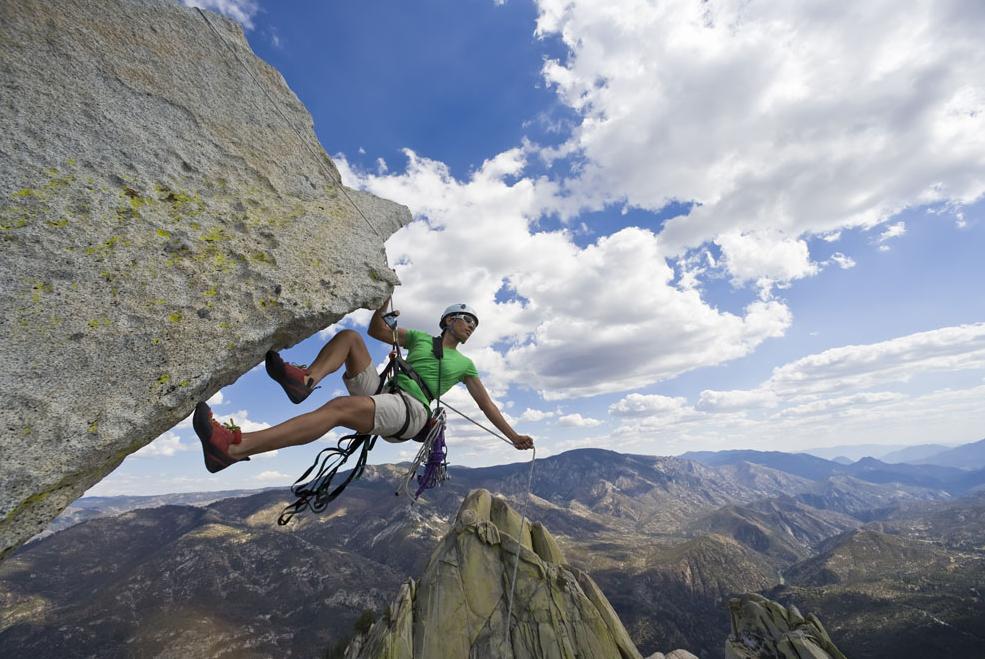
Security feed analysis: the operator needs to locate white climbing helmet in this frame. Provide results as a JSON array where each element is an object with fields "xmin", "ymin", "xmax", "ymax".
[{"xmin": 440, "ymin": 303, "xmax": 479, "ymax": 329}]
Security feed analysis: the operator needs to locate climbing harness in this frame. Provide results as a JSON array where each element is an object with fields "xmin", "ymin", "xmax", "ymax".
[
  {"xmin": 277, "ymin": 348, "xmax": 449, "ymax": 524},
  {"xmin": 277, "ymin": 311, "xmax": 450, "ymax": 524},
  {"xmin": 394, "ymin": 332, "xmax": 449, "ymax": 498}
]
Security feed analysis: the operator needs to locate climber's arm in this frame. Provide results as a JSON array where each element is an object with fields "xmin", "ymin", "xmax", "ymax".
[
  {"xmin": 367, "ymin": 296, "xmax": 407, "ymax": 346},
  {"xmin": 463, "ymin": 376, "xmax": 534, "ymax": 450}
]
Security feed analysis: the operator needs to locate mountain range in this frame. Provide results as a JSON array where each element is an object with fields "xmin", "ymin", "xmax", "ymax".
[
  {"xmin": 2, "ymin": 447, "xmax": 984, "ymax": 658},
  {"xmin": 794, "ymin": 437, "xmax": 985, "ymax": 469}
]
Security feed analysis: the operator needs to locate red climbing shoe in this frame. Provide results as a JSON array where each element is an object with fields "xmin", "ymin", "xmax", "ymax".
[
  {"xmin": 193, "ymin": 402, "xmax": 250, "ymax": 473},
  {"xmin": 265, "ymin": 350, "xmax": 313, "ymax": 404}
]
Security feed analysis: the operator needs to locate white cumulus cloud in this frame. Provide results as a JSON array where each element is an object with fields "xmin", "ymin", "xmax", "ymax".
[
  {"xmin": 828, "ymin": 252, "xmax": 856, "ymax": 270},
  {"xmin": 557, "ymin": 413, "xmax": 603, "ymax": 427},
  {"xmin": 339, "ymin": 151, "xmax": 794, "ymax": 400},
  {"xmin": 766, "ymin": 322, "xmax": 985, "ymax": 397},
  {"xmin": 696, "ymin": 389, "xmax": 779, "ymax": 413},
  {"xmin": 181, "ymin": 0, "xmax": 259, "ymax": 30},
  {"xmin": 535, "ymin": 0, "xmax": 985, "ymax": 271},
  {"xmin": 604, "ymin": 323, "xmax": 985, "ymax": 453},
  {"xmin": 519, "ymin": 408, "xmax": 556, "ymax": 422},
  {"xmin": 133, "ymin": 431, "xmax": 191, "ymax": 458},
  {"xmin": 256, "ymin": 470, "xmax": 291, "ymax": 483},
  {"xmin": 609, "ymin": 393, "xmax": 690, "ymax": 417}
]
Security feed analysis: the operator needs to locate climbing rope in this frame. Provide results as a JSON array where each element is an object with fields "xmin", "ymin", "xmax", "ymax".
[{"xmin": 194, "ymin": 8, "xmax": 386, "ymax": 242}]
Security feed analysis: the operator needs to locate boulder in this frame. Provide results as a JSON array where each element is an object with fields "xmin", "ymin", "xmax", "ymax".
[
  {"xmin": 346, "ymin": 489, "xmax": 643, "ymax": 659},
  {"xmin": 725, "ymin": 593, "xmax": 847, "ymax": 659},
  {"xmin": 0, "ymin": 0, "xmax": 409, "ymax": 560}
]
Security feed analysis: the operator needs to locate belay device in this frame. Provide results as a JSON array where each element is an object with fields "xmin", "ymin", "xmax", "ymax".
[{"xmin": 277, "ymin": 314, "xmax": 450, "ymax": 525}]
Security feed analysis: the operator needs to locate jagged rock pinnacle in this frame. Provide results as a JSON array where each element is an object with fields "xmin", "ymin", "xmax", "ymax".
[
  {"xmin": 725, "ymin": 593, "xmax": 847, "ymax": 659},
  {"xmin": 346, "ymin": 489, "xmax": 643, "ymax": 659}
]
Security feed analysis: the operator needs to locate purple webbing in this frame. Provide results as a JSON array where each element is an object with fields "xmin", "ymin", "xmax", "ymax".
[{"xmin": 415, "ymin": 426, "xmax": 448, "ymax": 498}]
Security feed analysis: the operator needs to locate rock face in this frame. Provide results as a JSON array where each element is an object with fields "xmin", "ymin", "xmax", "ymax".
[
  {"xmin": 725, "ymin": 593, "xmax": 847, "ymax": 659},
  {"xmin": 0, "ymin": 0, "xmax": 409, "ymax": 560},
  {"xmin": 346, "ymin": 489, "xmax": 643, "ymax": 659}
]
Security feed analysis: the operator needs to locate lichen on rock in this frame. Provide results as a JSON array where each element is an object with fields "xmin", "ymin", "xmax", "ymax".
[
  {"xmin": 346, "ymin": 489, "xmax": 643, "ymax": 659},
  {"xmin": 0, "ymin": 0, "xmax": 411, "ymax": 560}
]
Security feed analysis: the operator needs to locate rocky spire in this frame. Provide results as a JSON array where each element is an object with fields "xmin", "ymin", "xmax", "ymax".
[
  {"xmin": 345, "ymin": 489, "xmax": 644, "ymax": 659},
  {"xmin": 725, "ymin": 593, "xmax": 847, "ymax": 659}
]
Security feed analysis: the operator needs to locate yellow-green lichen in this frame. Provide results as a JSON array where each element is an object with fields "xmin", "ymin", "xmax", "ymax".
[
  {"xmin": 251, "ymin": 251, "xmax": 274, "ymax": 264},
  {"xmin": 87, "ymin": 420, "xmax": 98, "ymax": 434},
  {"xmin": 47, "ymin": 218, "xmax": 69, "ymax": 228},
  {"xmin": 203, "ymin": 287, "xmax": 218, "ymax": 297},
  {"xmin": 212, "ymin": 252, "xmax": 229, "ymax": 271},
  {"xmin": 0, "ymin": 217, "xmax": 29, "ymax": 231},
  {"xmin": 30, "ymin": 281, "xmax": 53, "ymax": 302},
  {"xmin": 178, "ymin": 379, "xmax": 190, "ymax": 388},
  {"xmin": 156, "ymin": 228, "xmax": 171, "ymax": 238},
  {"xmin": 2, "ymin": 490, "xmax": 51, "ymax": 526},
  {"xmin": 43, "ymin": 174, "xmax": 75, "ymax": 192},
  {"xmin": 160, "ymin": 189, "xmax": 205, "ymax": 222},
  {"xmin": 157, "ymin": 374, "xmax": 171, "ymax": 385},
  {"xmin": 151, "ymin": 337, "xmax": 161, "ymax": 345},
  {"xmin": 168, "ymin": 312, "xmax": 182, "ymax": 323},
  {"xmin": 200, "ymin": 226, "xmax": 227, "ymax": 242},
  {"xmin": 85, "ymin": 235, "xmax": 122, "ymax": 257}
]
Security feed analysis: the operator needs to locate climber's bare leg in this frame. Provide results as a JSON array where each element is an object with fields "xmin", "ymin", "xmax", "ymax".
[
  {"xmin": 304, "ymin": 329, "xmax": 372, "ymax": 387},
  {"xmin": 228, "ymin": 395, "xmax": 375, "ymax": 458}
]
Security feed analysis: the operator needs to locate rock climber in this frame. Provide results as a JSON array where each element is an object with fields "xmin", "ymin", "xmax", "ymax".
[{"xmin": 193, "ymin": 298, "xmax": 535, "ymax": 472}]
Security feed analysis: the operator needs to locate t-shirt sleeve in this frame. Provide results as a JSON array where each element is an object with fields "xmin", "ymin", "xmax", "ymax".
[
  {"xmin": 464, "ymin": 358, "xmax": 478, "ymax": 378},
  {"xmin": 405, "ymin": 328, "xmax": 426, "ymax": 350}
]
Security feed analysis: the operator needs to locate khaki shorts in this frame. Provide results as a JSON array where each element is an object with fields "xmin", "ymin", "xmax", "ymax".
[{"xmin": 343, "ymin": 364, "xmax": 429, "ymax": 442}]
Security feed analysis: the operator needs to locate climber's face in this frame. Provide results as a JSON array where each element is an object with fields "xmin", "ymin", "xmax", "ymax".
[{"xmin": 447, "ymin": 314, "xmax": 476, "ymax": 342}]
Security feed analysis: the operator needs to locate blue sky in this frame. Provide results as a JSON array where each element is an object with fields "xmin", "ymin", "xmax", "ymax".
[{"xmin": 89, "ymin": 0, "xmax": 985, "ymax": 495}]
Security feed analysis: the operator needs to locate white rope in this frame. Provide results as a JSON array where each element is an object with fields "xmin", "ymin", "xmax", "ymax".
[
  {"xmin": 194, "ymin": 8, "xmax": 386, "ymax": 242},
  {"xmin": 438, "ymin": 400, "xmax": 519, "ymax": 448}
]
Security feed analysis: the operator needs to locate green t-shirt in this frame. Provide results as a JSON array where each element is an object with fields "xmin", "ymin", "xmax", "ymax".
[{"xmin": 395, "ymin": 329, "xmax": 478, "ymax": 410}]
